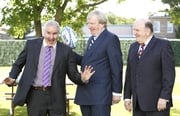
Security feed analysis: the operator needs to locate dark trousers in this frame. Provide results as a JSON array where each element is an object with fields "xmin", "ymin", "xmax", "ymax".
[
  {"xmin": 133, "ymin": 101, "xmax": 170, "ymax": 116},
  {"xmin": 26, "ymin": 88, "xmax": 65, "ymax": 116},
  {"xmin": 80, "ymin": 105, "xmax": 111, "ymax": 116}
]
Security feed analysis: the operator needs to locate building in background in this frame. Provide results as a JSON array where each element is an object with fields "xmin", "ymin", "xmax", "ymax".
[
  {"xmin": 0, "ymin": 26, "xmax": 13, "ymax": 40},
  {"xmin": 149, "ymin": 12, "xmax": 176, "ymax": 39},
  {"xmin": 82, "ymin": 12, "xmax": 177, "ymax": 39},
  {"xmin": 82, "ymin": 24, "xmax": 134, "ymax": 38},
  {"xmin": 0, "ymin": 12, "xmax": 178, "ymax": 40}
]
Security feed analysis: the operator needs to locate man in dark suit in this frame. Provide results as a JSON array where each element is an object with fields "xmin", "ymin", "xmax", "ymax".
[
  {"xmin": 74, "ymin": 10, "xmax": 123, "ymax": 116},
  {"xmin": 123, "ymin": 19, "xmax": 175, "ymax": 116},
  {"xmin": 3, "ymin": 20, "xmax": 94, "ymax": 116}
]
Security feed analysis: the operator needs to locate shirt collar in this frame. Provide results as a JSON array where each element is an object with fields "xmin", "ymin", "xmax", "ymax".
[
  {"xmin": 144, "ymin": 34, "xmax": 153, "ymax": 46},
  {"xmin": 93, "ymin": 28, "xmax": 105, "ymax": 40},
  {"xmin": 43, "ymin": 38, "xmax": 57, "ymax": 49}
]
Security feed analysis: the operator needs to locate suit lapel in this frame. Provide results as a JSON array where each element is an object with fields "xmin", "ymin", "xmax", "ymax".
[
  {"xmin": 84, "ymin": 29, "xmax": 107, "ymax": 58},
  {"xmin": 139, "ymin": 36, "xmax": 156, "ymax": 60},
  {"xmin": 86, "ymin": 36, "xmax": 94, "ymax": 50},
  {"xmin": 34, "ymin": 39, "xmax": 43, "ymax": 66},
  {"xmin": 90, "ymin": 35, "xmax": 103, "ymax": 51},
  {"xmin": 52, "ymin": 42, "xmax": 63, "ymax": 74},
  {"xmin": 132, "ymin": 42, "xmax": 140, "ymax": 62}
]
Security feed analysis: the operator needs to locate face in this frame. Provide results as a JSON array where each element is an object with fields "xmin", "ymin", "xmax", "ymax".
[
  {"xmin": 43, "ymin": 25, "xmax": 59, "ymax": 46},
  {"xmin": 87, "ymin": 15, "xmax": 104, "ymax": 36},
  {"xmin": 133, "ymin": 20, "xmax": 149, "ymax": 44}
]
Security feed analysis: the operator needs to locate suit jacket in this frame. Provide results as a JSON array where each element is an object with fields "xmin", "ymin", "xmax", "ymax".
[
  {"xmin": 124, "ymin": 36, "xmax": 175, "ymax": 111},
  {"xmin": 74, "ymin": 29, "xmax": 123, "ymax": 105},
  {"xmin": 9, "ymin": 38, "xmax": 84, "ymax": 114}
]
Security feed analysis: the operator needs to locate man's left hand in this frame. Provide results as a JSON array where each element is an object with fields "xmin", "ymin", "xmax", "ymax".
[
  {"xmin": 157, "ymin": 98, "xmax": 168, "ymax": 111},
  {"xmin": 112, "ymin": 95, "xmax": 121, "ymax": 104}
]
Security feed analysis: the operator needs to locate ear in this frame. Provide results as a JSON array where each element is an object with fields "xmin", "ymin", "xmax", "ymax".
[
  {"xmin": 145, "ymin": 28, "xmax": 151, "ymax": 36},
  {"xmin": 99, "ymin": 23, "xmax": 105, "ymax": 28}
]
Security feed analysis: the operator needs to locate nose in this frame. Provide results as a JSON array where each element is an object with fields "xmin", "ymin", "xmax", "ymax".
[{"xmin": 49, "ymin": 34, "xmax": 54, "ymax": 39}]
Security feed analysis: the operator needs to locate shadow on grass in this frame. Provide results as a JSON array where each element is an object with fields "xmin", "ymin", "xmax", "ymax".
[
  {"xmin": 0, "ymin": 108, "xmax": 9, "ymax": 116},
  {"xmin": 1, "ymin": 107, "xmax": 179, "ymax": 116},
  {"xmin": 0, "ymin": 106, "xmax": 27, "ymax": 116},
  {"xmin": 71, "ymin": 108, "xmax": 180, "ymax": 116},
  {"xmin": 0, "ymin": 106, "xmax": 80, "ymax": 116},
  {"xmin": 14, "ymin": 106, "xmax": 27, "ymax": 116},
  {"xmin": 70, "ymin": 112, "xmax": 81, "ymax": 116},
  {"xmin": 171, "ymin": 108, "xmax": 180, "ymax": 116}
]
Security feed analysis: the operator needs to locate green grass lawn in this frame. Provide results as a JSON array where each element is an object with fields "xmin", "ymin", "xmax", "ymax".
[{"xmin": 0, "ymin": 67, "xmax": 180, "ymax": 116}]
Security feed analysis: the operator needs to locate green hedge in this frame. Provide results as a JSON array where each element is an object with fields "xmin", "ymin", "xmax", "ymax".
[
  {"xmin": 0, "ymin": 39, "xmax": 179, "ymax": 66},
  {"xmin": 170, "ymin": 40, "xmax": 180, "ymax": 66},
  {"xmin": 0, "ymin": 40, "xmax": 26, "ymax": 66}
]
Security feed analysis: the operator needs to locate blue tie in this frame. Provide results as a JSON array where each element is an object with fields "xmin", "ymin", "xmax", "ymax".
[
  {"xmin": 88, "ymin": 36, "xmax": 95, "ymax": 49},
  {"xmin": 42, "ymin": 46, "xmax": 52, "ymax": 87}
]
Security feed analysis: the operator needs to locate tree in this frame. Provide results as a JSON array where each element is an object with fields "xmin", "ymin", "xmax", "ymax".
[
  {"xmin": 1, "ymin": 0, "xmax": 49, "ymax": 38},
  {"xmin": 161, "ymin": 0, "xmax": 180, "ymax": 38},
  {"xmin": 106, "ymin": 12, "xmax": 135, "ymax": 24},
  {"xmin": 0, "ymin": 0, "xmax": 125, "ymax": 39}
]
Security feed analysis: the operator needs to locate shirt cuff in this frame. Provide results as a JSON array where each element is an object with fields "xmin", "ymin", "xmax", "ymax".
[
  {"xmin": 112, "ymin": 92, "xmax": 122, "ymax": 97},
  {"xmin": 124, "ymin": 99, "xmax": 131, "ymax": 101}
]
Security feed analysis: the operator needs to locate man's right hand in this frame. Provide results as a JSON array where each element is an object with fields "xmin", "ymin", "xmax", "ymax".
[
  {"xmin": 3, "ymin": 77, "xmax": 16, "ymax": 86},
  {"xmin": 124, "ymin": 101, "xmax": 132, "ymax": 112}
]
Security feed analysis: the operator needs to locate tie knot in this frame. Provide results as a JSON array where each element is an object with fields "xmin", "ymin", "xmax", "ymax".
[
  {"xmin": 92, "ymin": 36, "xmax": 96, "ymax": 41},
  {"xmin": 46, "ymin": 46, "xmax": 52, "ymax": 50},
  {"xmin": 47, "ymin": 46, "xmax": 52, "ymax": 48},
  {"xmin": 140, "ymin": 43, "xmax": 145, "ymax": 47},
  {"xmin": 140, "ymin": 43, "xmax": 145, "ymax": 49}
]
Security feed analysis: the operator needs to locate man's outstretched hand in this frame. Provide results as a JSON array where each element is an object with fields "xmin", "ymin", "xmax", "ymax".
[
  {"xmin": 81, "ymin": 65, "xmax": 95, "ymax": 83},
  {"xmin": 3, "ymin": 77, "xmax": 16, "ymax": 86}
]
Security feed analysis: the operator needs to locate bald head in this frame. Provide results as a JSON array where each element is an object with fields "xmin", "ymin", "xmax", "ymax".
[
  {"xmin": 134, "ymin": 19, "xmax": 153, "ymax": 33},
  {"xmin": 133, "ymin": 19, "xmax": 153, "ymax": 43}
]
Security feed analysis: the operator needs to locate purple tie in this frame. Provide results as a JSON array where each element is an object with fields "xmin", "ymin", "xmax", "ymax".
[
  {"xmin": 138, "ymin": 43, "xmax": 145, "ymax": 59},
  {"xmin": 42, "ymin": 46, "xmax": 52, "ymax": 87}
]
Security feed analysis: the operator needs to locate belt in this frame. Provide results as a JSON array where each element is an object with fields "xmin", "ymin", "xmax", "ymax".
[{"xmin": 32, "ymin": 86, "xmax": 51, "ymax": 91}]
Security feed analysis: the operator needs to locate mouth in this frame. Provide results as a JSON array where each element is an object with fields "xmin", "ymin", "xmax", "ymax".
[
  {"xmin": 47, "ymin": 38, "xmax": 56, "ymax": 45},
  {"xmin": 135, "ymin": 35, "xmax": 140, "ymax": 38},
  {"xmin": 90, "ymin": 29, "xmax": 95, "ymax": 34}
]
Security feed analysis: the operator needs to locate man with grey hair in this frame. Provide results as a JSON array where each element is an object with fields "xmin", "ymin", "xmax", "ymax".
[
  {"xmin": 3, "ymin": 20, "xmax": 94, "ymax": 116},
  {"xmin": 124, "ymin": 18, "xmax": 175, "ymax": 116},
  {"xmin": 74, "ymin": 10, "xmax": 123, "ymax": 116}
]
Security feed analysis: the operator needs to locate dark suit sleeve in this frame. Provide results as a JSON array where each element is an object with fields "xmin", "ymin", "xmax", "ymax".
[
  {"xmin": 123, "ymin": 46, "xmax": 132, "ymax": 99},
  {"xmin": 159, "ymin": 40, "xmax": 175, "ymax": 100},
  {"xmin": 106, "ymin": 35, "xmax": 123, "ymax": 93},
  {"xmin": 72, "ymin": 51, "xmax": 82, "ymax": 65},
  {"xmin": 67, "ymin": 48, "xmax": 84, "ymax": 85}
]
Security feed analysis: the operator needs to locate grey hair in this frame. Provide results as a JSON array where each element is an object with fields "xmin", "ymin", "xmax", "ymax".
[
  {"xmin": 145, "ymin": 20, "xmax": 153, "ymax": 33},
  {"xmin": 87, "ymin": 10, "xmax": 107, "ymax": 27},
  {"xmin": 43, "ymin": 20, "xmax": 60, "ymax": 33}
]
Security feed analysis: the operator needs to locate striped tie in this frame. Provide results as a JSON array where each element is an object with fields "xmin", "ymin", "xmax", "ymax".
[
  {"xmin": 138, "ymin": 43, "xmax": 145, "ymax": 59},
  {"xmin": 42, "ymin": 46, "xmax": 52, "ymax": 87},
  {"xmin": 88, "ymin": 36, "xmax": 95, "ymax": 49}
]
